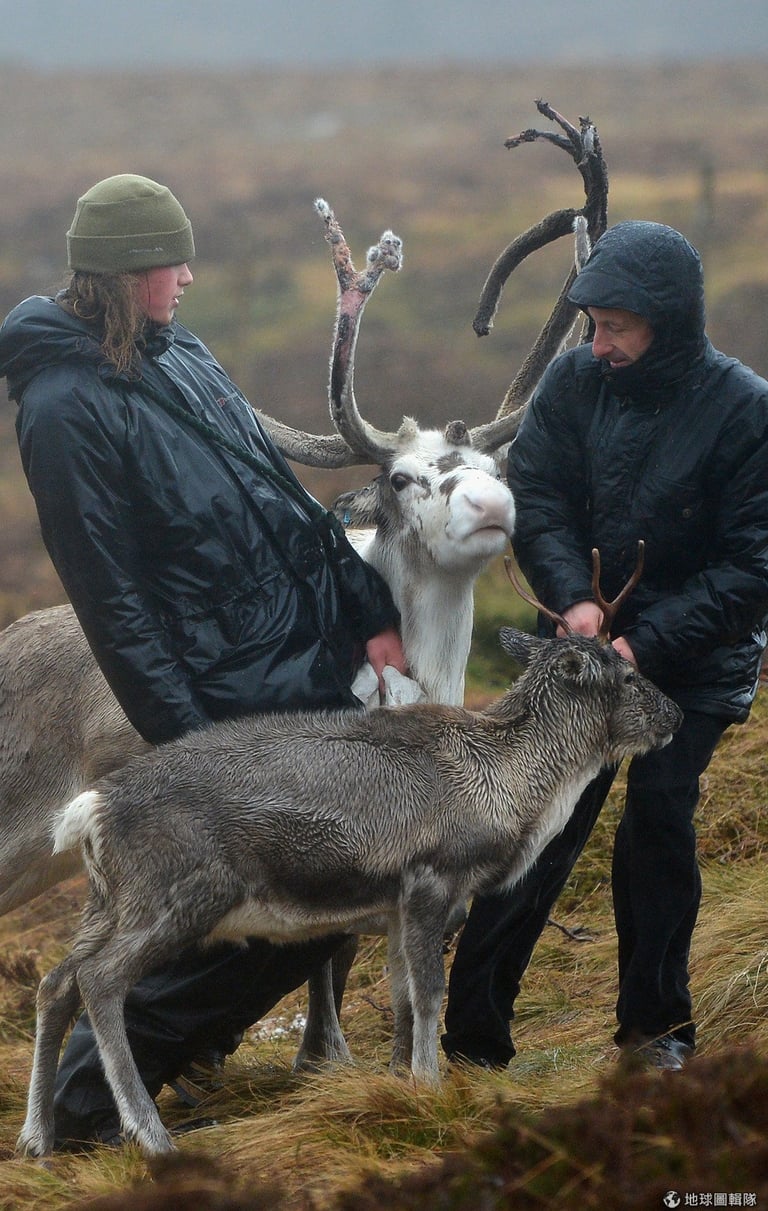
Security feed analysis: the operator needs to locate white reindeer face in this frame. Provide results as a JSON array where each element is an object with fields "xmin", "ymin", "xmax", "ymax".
[
  {"xmin": 333, "ymin": 424, "xmax": 515, "ymax": 706},
  {"xmin": 379, "ymin": 427, "xmax": 515, "ymax": 574}
]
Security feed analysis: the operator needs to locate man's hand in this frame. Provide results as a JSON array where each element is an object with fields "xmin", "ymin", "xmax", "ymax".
[
  {"xmin": 559, "ymin": 601, "xmax": 603, "ymax": 638},
  {"xmin": 560, "ymin": 602, "xmax": 638, "ymax": 667},
  {"xmin": 611, "ymin": 635, "xmax": 637, "ymax": 666}
]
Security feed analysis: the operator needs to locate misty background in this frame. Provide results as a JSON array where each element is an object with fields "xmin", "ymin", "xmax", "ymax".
[
  {"xmin": 0, "ymin": 0, "xmax": 767, "ymax": 615},
  {"xmin": 2, "ymin": 0, "xmax": 768, "ymax": 68}
]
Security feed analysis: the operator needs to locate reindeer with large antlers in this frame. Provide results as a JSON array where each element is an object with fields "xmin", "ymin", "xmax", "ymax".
[
  {"xmin": 0, "ymin": 102, "xmax": 610, "ymax": 1078},
  {"xmin": 255, "ymin": 101, "xmax": 608, "ymax": 710}
]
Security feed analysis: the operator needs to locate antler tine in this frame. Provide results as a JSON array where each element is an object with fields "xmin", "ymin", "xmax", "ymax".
[
  {"xmin": 473, "ymin": 101, "xmax": 607, "ymax": 346},
  {"xmin": 469, "ymin": 100, "xmax": 609, "ymax": 455},
  {"xmin": 504, "ymin": 555, "xmax": 572, "ymax": 635},
  {"xmin": 472, "ymin": 207, "xmax": 581, "ymax": 344},
  {"xmin": 252, "ymin": 200, "xmax": 404, "ymax": 471},
  {"xmin": 593, "ymin": 540, "xmax": 646, "ymax": 641}
]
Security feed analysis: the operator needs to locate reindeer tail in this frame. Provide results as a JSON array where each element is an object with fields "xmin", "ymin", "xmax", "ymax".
[{"xmin": 53, "ymin": 789, "xmax": 103, "ymax": 854}]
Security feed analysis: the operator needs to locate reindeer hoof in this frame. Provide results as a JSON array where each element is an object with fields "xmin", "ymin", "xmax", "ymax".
[
  {"xmin": 16, "ymin": 1129, "xmax": 54, "ymax": 1158},
  {"xmin": 293, "ymin": 1046, "xmax": 355, "ymax": 1073}
]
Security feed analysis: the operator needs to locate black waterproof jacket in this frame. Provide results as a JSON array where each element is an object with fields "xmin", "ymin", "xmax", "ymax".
[
  {"xmin": 0, "ymin": 296, "xmax": 399, "ymax": 743},
  {"xmin": 508, "ymin": 222, "xmax": 768, "ymax": 722}
]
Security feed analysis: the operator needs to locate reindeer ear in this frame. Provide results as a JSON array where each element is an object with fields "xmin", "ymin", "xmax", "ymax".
[
  {"xmin": 557, "ymin": 645, "xmax": 605, "ymax": 687},
  {"xmin": 498, "ymin": 628, "xmax": 544, "ymax": 667},
  {"xmin": 332, "ymin": 479, "xmax": 383, "ymax": 527}
]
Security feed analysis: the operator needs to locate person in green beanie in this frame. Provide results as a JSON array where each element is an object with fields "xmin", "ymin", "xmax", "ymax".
[
  {"xmin": 0, "ymin": 174, "xmax": 406, "ymax": 1148},
  {"xmin": 67, "ymin": 173, "xmax": 196, "ymax": 274}
]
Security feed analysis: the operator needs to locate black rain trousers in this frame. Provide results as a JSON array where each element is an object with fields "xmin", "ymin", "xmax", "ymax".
[{"xmin": 441, "ymin": 706, "xmax": 727, "ymax": 1067}]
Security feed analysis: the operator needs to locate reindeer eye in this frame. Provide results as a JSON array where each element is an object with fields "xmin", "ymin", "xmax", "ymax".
[{"xmin": 390, "ymin": 473, "xmax": 411, "ymax": 492}]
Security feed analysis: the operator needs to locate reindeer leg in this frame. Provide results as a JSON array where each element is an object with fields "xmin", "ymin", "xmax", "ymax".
[
  {"xmin": 387, "ymin": 921, "xmax": 414, "ymax": 1074},
  {"xmin": 17, "ymin": 954, "xmax": 82, "ymax": 1156},
  {"xmin": 397, "ymin": 870, "xmax": 453, "ymax": 1084},
  {"xmin": 77, "ymin": 936, "xmax": 176, "ymax": 1156},
  {"xmin": 19, "ymin": 890, "xmax": 116, "ymax": 1157},
  {"xmin": 293, "ymin": 936, "xmax": 359, "ymax": 1071},
  {"xmin": 78, "ymin": 876, "xmax": 235, "ymax": 1156}
]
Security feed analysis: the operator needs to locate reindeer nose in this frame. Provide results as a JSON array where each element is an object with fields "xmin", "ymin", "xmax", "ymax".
[{"xmin": 461, "ymin": 482, "xmax": 516, "ymax": 533}]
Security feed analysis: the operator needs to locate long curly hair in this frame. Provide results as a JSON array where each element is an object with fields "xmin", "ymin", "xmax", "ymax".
[{"xmin": 61, "ymin": 271, "xmax": 148, "ymax": 377}]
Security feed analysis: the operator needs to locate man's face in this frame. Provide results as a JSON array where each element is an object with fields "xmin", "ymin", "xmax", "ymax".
[
  {"xmin": 588, "ymin": 306, "xmax": 654, "ymax": 369},
  {"xmin": 134, "ymin": 263, "xmax": 194, "ymax": 326}
]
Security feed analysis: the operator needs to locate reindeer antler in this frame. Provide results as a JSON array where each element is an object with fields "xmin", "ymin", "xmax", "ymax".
[
  {"xmin": 505, "ymin": 540, "xmax": 645, "ymax": 643},
  {"xmin": 315, "ymin": 199, "xmax": 405, "ymax": 465},
  {"xmin": 469, "ymin": 100, "xmax": 609, "ymax": 452},
  {"xmin": 256, "ymin": 105, "xmax": 608, "ymax": 470},
  {"xmin": 593, "ymin": 541, "xmax": 645, "ymax": 641},
  {"xmin": 253, "ymin": 200, "xmax": 404, "ymax": 469},
  {"xmin": 503, "ymin": 556, "xmax": 572, "ymax": 634}
]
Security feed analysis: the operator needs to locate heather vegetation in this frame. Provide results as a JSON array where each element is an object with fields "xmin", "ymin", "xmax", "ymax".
[{"xmin": 0, "ymin": 59, "xmax": 766, "ymax": 1209}]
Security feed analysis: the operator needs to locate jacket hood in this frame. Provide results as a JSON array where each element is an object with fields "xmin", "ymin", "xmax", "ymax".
[
  {"xmin": 567, "ymin": 221, "xmax": 707, "ymax": 399},
  {"xmin": 0, "ymin": 295, "xmax": 174, "ymax": 401}
]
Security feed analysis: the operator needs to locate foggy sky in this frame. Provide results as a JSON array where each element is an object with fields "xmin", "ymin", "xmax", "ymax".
[{"xmin": 2, "ymin": 0, "xmax": 767, "ymax": 68}]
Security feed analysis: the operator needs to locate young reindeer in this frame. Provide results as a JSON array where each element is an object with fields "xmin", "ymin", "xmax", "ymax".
[{"xmin": 19, "ymin": 575, "xmax": 681, "ymax": 1158}]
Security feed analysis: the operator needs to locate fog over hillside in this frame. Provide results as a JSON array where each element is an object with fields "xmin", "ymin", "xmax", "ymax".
[{"xmin": 2, "ymin": 0, "xmax": 767, "ymax": 68}]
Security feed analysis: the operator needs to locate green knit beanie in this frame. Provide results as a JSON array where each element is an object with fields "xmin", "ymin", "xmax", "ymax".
[{"xmin": 67, "ymin": 174, "xmax": 195, "ymax": 273}]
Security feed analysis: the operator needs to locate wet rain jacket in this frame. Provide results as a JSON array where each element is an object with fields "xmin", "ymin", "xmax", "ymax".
[
  {"xmin": 508, "ymin": 221, "xmax": 768, "ymax": 722},
  {"xmin": 0, "ymin": 296, "xmax": 399, "ymax": 743}
]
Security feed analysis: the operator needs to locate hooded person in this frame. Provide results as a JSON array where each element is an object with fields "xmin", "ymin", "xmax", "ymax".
[
  {"xmin": 441, "ymin": 220, "xmax": 768, "ymax": 1072},
  {"xmin": 0, "ymin": 174, "xmax": 406, "ymax": 1146}
]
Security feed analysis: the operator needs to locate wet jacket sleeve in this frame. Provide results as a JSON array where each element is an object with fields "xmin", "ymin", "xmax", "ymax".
[
  {"xmin": 323, "ymin": 522, "xmax": 400, "ymax": 643},
  {"xmin": 507, "ymin": 359, "xmax": 597, "ymax": 615},
  {"xmin": 622, "ymin": 416, "xmax": 768, "ymax": 679},
  {"xmin": 256, "ymin": 426, "xmax": 401, "ymax": 645},
  {"xmin": 16, "ymin": 376, "xmax": 210, "ymax": 744}
]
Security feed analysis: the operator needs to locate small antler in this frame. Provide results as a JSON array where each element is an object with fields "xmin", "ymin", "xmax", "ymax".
[
  {"xmin": 469, "ymin": 100, "xmax": 609, "ymax": 452},
  {"xmin": 505, "ymin": 540, "xmax": 645, "ymax": 643},
  {"xmin": 593, "ymin": 541, "xmax": 645, "ymax": 641},
  {"xmin": 504, "ymin": 555, "xmax": 572, "ymax": 634}
]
